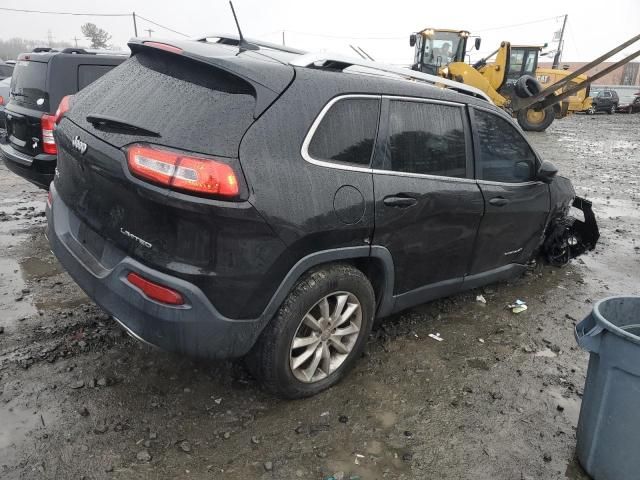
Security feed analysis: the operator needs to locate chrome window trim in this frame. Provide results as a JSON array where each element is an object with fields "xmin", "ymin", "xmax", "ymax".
[
  {"xmin": 476, "ymin": 179, "xmax": 542, "ymax": 187},
  {"xmin": 300, "ymin": 94, "xmax": 473, "ymax": 182}
]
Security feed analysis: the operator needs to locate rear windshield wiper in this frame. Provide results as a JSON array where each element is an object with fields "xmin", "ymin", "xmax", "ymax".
[{"xmin": 86, "ymin": 114, "xmax": 161, "ymax": 137}]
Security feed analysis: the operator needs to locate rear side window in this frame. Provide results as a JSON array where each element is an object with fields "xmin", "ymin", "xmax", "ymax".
[
  {"xmin": 68, "ymin": 51, "xmax": 256, "ymax": 158},
  {"xmin": 9, "ymin": 60, "xmax": 48, "ymax": 111},
  {"xmin": 384, "ymin": 100, "xmax": 467, "ymax": 178},
  {"xmin": 307, "ymin": 97, "xmax": 380, "ymax": 166},
  {"xmin": 0, "ymin": 65, "xmax": 13, "ymax": 77},
  {"xmin": 78, "ymin": 65, "xmax": 114, "ymax": 90},
  {"xmin": 474, "ymin": 110, "xmax": 537, "ymax": 183}
]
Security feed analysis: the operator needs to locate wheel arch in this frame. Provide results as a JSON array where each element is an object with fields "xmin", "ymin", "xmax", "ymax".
[{"xmin": 258, "ymin": 246, "xmax": 395, "ymax": 325}]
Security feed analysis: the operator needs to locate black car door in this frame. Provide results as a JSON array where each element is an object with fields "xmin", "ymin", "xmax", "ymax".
[
  {"xmin": 372, "ymin": 98, "xmax": 484, "ymax": 308},
  {"xmin": 467, "ymin": 107, "xmax": 550, "ymax": 275}
]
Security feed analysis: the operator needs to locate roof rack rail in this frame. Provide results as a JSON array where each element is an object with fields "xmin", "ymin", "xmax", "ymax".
[
  {"xmin": 196, "ymin": 33, "xmax": 307, "ymax": 55},
  {"xmin": 32, "ymin": 47, "xmax": 57, "ymax": 53},
  {"xmin": 61, "ymin": 48, "xmax": 91, "ymax": 54},
  {"xmin": 289, "ymin": 53, "xmax": 492, "ymax": 102}
]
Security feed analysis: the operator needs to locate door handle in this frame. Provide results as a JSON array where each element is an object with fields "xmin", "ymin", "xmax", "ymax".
[
  {"xmin": 383, "ymin": 196, "xmax": 418, "ymax": 208},
  {"xmin": 489, "ymin": 197, "xmax": 510, "ymax": 207}
]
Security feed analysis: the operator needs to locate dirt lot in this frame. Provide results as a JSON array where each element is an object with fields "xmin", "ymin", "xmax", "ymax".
[{"xmin": 1, "ymin": 113, "xmax": 639, "ymax": 480}]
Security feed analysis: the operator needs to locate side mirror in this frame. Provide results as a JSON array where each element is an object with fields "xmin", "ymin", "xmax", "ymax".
[
  {"xmin": 475, "ymin": 37, "xmax": 481, "ymax": 50},
  {"xmin": 537, "ymin": 160, "xmax": 558, "ymax": 183},
  {"xmin": 409, "ymin": 34, "xmax": 416, "ymax": 47}
]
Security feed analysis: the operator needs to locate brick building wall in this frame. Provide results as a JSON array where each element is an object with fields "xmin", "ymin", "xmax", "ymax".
[{"xmin": 539, "ymin": 61, "xmax": 640, "ymax": 86}]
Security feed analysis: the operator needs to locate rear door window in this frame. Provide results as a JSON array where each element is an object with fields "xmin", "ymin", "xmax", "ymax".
[
  {"xmin": 307, "ymin": 97, "xmax": 380, "ymax": 166},
  {"xmin": 382, "ymin": 100, "xmax": 467, "ymax": 178},
  {"xmin": 9, "ymin": 60, "xmax": 49, "ymax": 111},
  {"xmin": 0, "ymin": 65, "xmax": 13, "ymax": 77},
  {"xmin": 474, "ymin": 109, "xmax": 538, "ymax": 183},
  {"xmin": 78, "ymin": 65, "xmax": 115, "ymax": 90}
]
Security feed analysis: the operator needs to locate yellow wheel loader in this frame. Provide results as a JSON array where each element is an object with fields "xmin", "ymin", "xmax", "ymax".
[{"xmin": 409, "ymin": 28, "xmax": 640, "ymax": 131}]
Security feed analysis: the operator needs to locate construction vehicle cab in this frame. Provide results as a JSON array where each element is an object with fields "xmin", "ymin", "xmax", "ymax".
[{"xmin": 410, "ymin": 29, "xmax": 479, "ymax": 75}]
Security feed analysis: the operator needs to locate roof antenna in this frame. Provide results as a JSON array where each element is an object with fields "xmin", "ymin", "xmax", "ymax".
[{"xmin": 229, "ymin": 1, "xmax": 258, "ymax": 52}]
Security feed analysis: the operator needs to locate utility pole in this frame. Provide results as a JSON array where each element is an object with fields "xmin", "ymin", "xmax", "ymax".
[
  {"xmin": 47, "ymin": 29, "xmax": 53, "ymax": 47},
  {"xmin": 282, "ymin": 30, "xmax": 285, "ymax": 46},
  {"xmin": 132, "ymin": 12, "xmax": 138, "ymax": 37},
  {"xmin": 73, "ymin": 36, "xmax": 79, "ymax": 48},
  {"xmin": 552, "ymin": 14, "xmax": 568, "ymax": 69},
  {"xmin": 145, "ymin": 29, "xmax": 154, "ymax": 37}
]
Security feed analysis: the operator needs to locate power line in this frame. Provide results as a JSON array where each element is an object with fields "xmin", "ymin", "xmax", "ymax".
[
  {"xmin": 135, "ymin": 15, "xmax": 189, "ymax": 37},
  {"xmin": 0, "ymin": 7, "xmax": 190, "ymax": 38},
  {"xmin": 0, "ymin": 6, "xmax": 129, "ymax": 17}
]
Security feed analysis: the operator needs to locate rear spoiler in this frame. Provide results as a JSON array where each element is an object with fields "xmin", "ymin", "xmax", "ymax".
[{"xmin": 128, "ymin": 38, "xmax": 294, "ymax": 118}]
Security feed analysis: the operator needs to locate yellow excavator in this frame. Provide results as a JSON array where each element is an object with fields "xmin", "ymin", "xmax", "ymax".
[{"xmin": 409, "ymin": 28, "xmax": 640, "ymax": 131}]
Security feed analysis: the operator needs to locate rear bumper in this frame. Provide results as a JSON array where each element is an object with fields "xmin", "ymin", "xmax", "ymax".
[
  {"xmin": 46, "ymin": 184, "xmax": 264, "ymax": 359},
  {"xmin": 0, "ymin": 141, "xmax": 56, "ymax": 189}
]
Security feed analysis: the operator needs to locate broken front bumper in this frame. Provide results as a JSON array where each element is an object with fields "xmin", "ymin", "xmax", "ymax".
[{"xmin": 542, "ymin": 196, "xmax": 600, "ymax": 266}]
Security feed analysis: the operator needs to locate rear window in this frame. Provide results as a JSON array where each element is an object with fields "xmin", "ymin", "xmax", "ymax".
[
  {"xmin": 9, "ymin": 60, "xmax": 49, "ymax": 111},
  {"xmin": 307, "ymin": 97, "xmax": 380, "ymax": 166},
  {"xmin": 78, "ymin": 64, "xmax": 114, "ymax": 90},
  {"xmin": 69, "ymin": 50, "xmax": 256, "ymax": 158}
]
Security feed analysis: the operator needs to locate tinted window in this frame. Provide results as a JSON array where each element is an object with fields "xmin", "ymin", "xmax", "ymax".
[
  {"xmin": 78, "ymin": 64, "xmax": 114, "ymax": 90},
  {"xmin": 475, "ymin": 110, "xmax": 537, "ymax": 183},
  {"xmin": 308, "ymin": 97, "xmax": 379, "ymax": 166},
  {"xmin": 67, "ymin": 51, "xmax": 256, "ymax": 158},
  {"xmin": 9, "ymin": 60, "xmax": 49, "ymax": 111},
  {"xmin": 0, "ymin": 65, "xmax": 13, "ymax": 77},
  {"xmin": 385, "ymin": 100, "xmax": 467, "ymax": 177}
]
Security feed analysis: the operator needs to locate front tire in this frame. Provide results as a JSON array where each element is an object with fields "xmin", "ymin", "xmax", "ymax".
[
  {"xmin": 608, "ymin": 104, "xmax": 616, "ymax": 114},
  {"xmin": 247, "ymin": 263, "xmax": 375, "ymax": 399},
  {"xmin": 517, "ymin": 106, "xmax": 555, "ymax": 132}
]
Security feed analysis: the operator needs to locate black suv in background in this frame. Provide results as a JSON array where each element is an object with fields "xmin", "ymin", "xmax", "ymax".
[
  {"xmin": 47, "ymin": 38, "xmax": 598, "ymax": 398},
  {"xmin": 586, "ymin": 88, "xmax": 619, "ymax": 115},
  {"xmin": 0, "ymin": 48, "xmax": 127, "ymax": 189}
]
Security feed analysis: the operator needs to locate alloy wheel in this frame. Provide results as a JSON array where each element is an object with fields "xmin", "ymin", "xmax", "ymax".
[{"xmin": 289, "ymin": 291, "xmax": 362, "ymax": 383}]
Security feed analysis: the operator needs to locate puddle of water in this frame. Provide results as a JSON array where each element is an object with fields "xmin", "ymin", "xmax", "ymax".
[
  {"xmin": 0, "ymin": 258, "xmax": 37, "ymax": 325},
  {"xmin": 0, "ymin": 403, "xmax": 48, "ymax": 452},
  {"xmin": 21, "ymin": 256, "xmax": 62, "ymax": 280},
  {"xmin": 565, "ymin": 456, "xmax": 590, "ymax": 479},
  {"xmin": 548, "ymin": 386, "xmax": 581, "ymax": 426}
]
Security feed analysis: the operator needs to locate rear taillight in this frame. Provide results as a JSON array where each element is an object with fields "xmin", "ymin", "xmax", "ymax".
[
  {"xmin": 54, "ymin": 95, "xmax": 73, "ymax": 124},
  {"xmin": 127, "ymin": 272, "xmax": 184, "ymax": 305},
  {"xmin": 47, "ymin": 190, "xmax": 53, "ymax": 207},
  {"xmin": 126, "ymin": 144, "xmax": 239, "ymax": 197},
  {"xmin": 41, "ymin": 114, "xmax": 57, "ymax": 154},
  {"xmin": 0, "ymin": 96, "xmax": 4, "ymax": 106}
]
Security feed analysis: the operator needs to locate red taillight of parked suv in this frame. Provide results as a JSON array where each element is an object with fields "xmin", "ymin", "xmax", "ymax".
[{"xmin": 126, "ymin": 144, "xmax": 239, "ymax": 197}]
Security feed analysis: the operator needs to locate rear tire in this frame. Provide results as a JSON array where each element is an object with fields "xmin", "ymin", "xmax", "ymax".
[
  {"xmin": 517, "ymin": 106, "xmax": 555, "ymax": 132},
  {"xmin": 246, "ymin": 263, "xmax": 375, "ymax": 399},
  {"xmin": 608, "ymin": 104, "xmax": 616, "ymax": 114}
]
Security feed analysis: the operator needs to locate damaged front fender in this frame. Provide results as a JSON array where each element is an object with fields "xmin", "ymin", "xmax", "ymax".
[{"xmin": 541, "ymin": 176, "xmax": 600, "ymax": 266}]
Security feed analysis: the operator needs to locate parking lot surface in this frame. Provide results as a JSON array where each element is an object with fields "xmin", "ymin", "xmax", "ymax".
[{"xmin": 1, "ymin": 113, "xmax": 639, "ymax": 479}]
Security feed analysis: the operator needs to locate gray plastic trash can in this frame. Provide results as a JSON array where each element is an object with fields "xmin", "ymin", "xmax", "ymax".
[{"xmin": 575, "ymin": 296, "xmax": 640, "ymax": 480}]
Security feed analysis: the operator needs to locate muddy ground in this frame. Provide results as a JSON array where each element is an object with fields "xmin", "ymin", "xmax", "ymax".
[{"xmin": 1, "ymin": 113, "xmax": 639, "ymax": 480}]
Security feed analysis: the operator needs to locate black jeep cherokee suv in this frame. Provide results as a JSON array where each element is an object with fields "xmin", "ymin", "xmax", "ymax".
[
  {"xmin": 47, "ymin": 38, "xmax": 598, "ymax": 398},
  {"xmin": 1, "ymin": 48, "xmax": 127, "ymax": 189}
]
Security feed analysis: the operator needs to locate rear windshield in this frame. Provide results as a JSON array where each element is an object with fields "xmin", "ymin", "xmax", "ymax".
[
  {"xmin": 69, "ymin": 50, "xmax": 257, "ymax": 158},
  {"xmin": 10, "ymin": 60, "xmax": 49, "ymax": 111}
]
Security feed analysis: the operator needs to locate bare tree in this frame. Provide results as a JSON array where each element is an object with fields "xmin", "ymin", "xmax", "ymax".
[{"xmin": 80, "ymin": 23, "xmax": 112, "ymax": 49}]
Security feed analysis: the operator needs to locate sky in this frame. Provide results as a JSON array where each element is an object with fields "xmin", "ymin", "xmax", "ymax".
[{"xmin": 1, "ymin": 0, "xmax": 639, "ymax": 65}]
